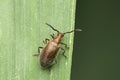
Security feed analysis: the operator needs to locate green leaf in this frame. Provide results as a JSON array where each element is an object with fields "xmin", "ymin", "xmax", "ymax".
[{"xmin": 0, "ymin": 0, "xmax": 76, "ymax": 80}]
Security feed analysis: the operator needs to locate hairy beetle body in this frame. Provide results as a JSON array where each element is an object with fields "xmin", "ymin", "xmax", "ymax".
[
  {"xmin": 40, "ymin": 41, "xmax": 60, "ymax": 68},
  {"xmin": 34, "ymin": 23, "xmax": 82, "ymax": 70}
]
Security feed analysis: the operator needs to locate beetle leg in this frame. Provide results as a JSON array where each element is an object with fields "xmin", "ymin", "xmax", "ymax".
[
  {"xmin": 60, "ymin": 47, "xmax": 67, "ymax": 58},
  {"xmin": 55, "ymin": 59, "xmax": 57, "ymax": 64},
  {"xmin": 43, "ymin": 38, "xmax": 50, "ymax": 44},
  {"xmin": 60, "ymin": 42, "xmax": 69, "ymax": 49},
  {"xmin": 46, "ymin": 59, "xmax": 57, "ymax": 72},
  {"xmin": 50, "ymin": 33, "xmax": 55, "ymax": 39},
  {"xmin": 48, "ymin": 67, "xmax": 51, "ymax": 72},
  {"xmin": 48, "ymin": 59, "xmax": 58, "ymax": 71},
  {"xmin": 33, "ymin": 54, "xmax": 39, "ymax": 56},
  {"xmin": 53, "ymin": 59, "xmax": 57, "ymax": 65},
  {"xmin": 33, "ymin": 47, "xmax": 43, "ymax": 56},
  {"xmin": 38, "ymin": 47, "xmax": 43, "ymax": 53},
  {"xmin": 47, "ymin": 59, "xmax": 57, "ymax": 72}
]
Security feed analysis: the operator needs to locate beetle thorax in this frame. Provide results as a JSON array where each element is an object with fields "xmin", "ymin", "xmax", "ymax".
[{"xmin": 53, "ymin": 33, "xmax": 64, "ymax": 44}]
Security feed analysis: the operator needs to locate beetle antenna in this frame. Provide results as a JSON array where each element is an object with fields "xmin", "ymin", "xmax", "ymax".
[
  {"xmin": 63, "ymin": 29, "xmax": 82, "ymax": 35},
  {"xmin": 45, "ymin": 23, "xmax": 59, "ymax": 34}
]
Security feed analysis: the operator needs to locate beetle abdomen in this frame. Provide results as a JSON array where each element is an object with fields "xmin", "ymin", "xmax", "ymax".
[{"xmin": 40, "ymin": 41, "xmax": 60, "ymax": 68}]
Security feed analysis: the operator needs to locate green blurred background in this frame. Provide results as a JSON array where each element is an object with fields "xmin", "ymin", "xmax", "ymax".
[{"xmin": 71, "ymin": 0, "xmax": 120, "ymax": 80}]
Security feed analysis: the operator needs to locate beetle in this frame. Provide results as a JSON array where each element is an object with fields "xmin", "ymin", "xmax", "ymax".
[{"xmin": 34, "ymin": 23, "xmax": 82, "ymax": 69}]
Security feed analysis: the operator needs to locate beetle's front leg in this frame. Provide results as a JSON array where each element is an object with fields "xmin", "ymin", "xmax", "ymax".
[{"xmin": 50, "ymin": 33, "xmax": 55, "ymax": 39}]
